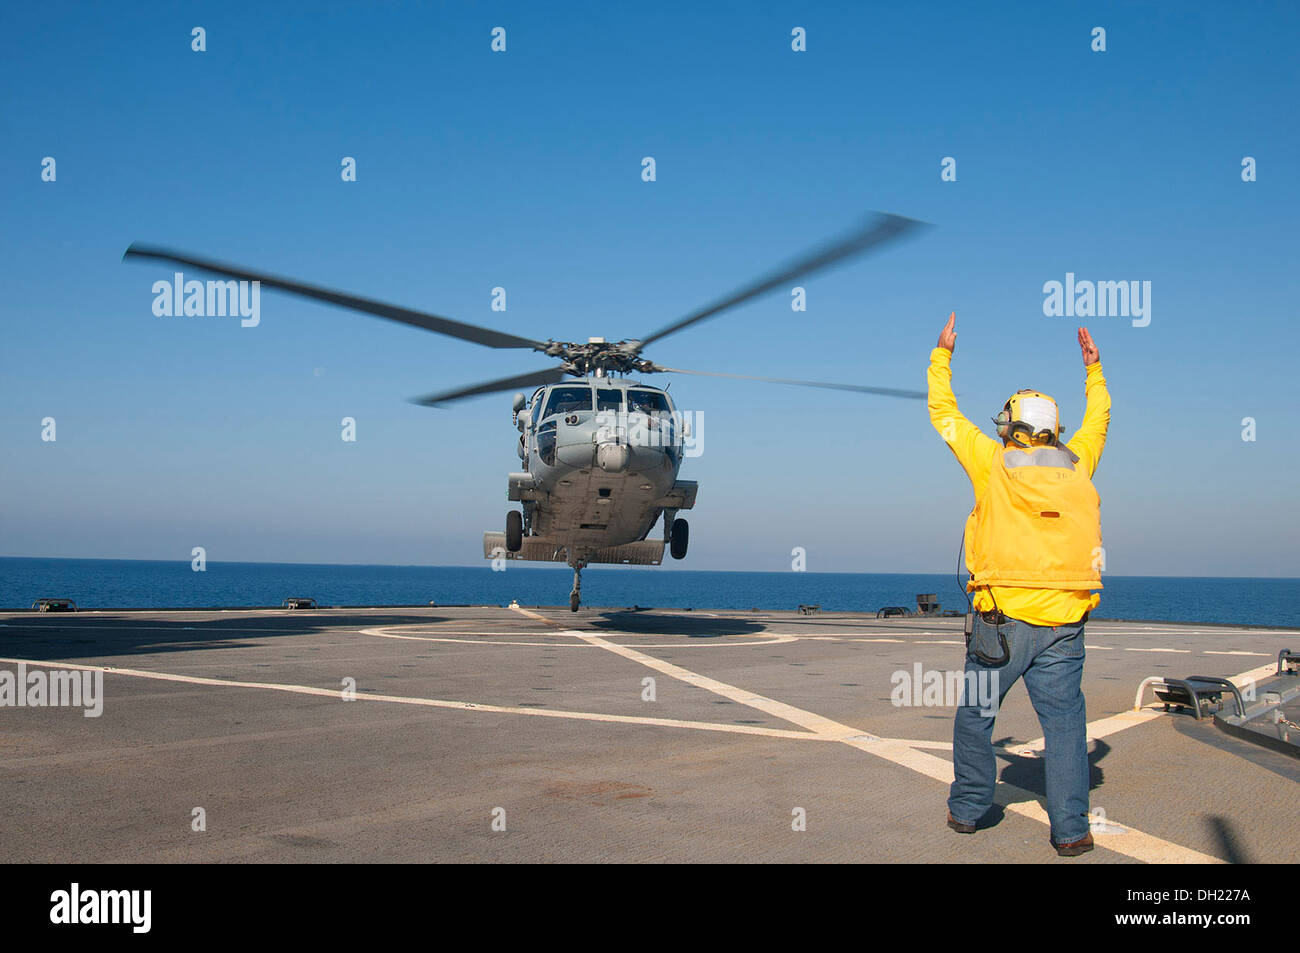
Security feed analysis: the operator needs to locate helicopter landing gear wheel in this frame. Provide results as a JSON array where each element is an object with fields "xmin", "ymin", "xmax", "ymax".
[
  {"xmin": 505, "ymin": 510, "xmax": 522, "ymax": 552},
  {"xmin": 569, "ymin": 563, "xmax": 583, "ymax": 612},
  {"xmin": 669, "ymin": 518, "xmax": 689, "ymax": 560}
]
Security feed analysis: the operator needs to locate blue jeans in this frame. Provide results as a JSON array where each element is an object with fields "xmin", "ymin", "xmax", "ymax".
[{"xmin": 948, "ymin": 613, "xmax": 1090, "ymax": 844}]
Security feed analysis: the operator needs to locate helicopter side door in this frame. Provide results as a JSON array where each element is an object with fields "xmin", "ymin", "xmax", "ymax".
[{"xmin": 519, "ymin": 386, "xmax": 546, "ymax": 467}]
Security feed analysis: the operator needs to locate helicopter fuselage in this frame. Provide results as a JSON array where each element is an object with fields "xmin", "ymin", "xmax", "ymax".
[{"xmin": 483, "ymin": 378, "xmax": 697, "ymax": 581}]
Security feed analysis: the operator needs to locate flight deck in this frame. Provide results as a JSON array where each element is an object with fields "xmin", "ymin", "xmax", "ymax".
[{"xmin": 0, "ymin": 605, "xmax": 1295, "ymax": 863}]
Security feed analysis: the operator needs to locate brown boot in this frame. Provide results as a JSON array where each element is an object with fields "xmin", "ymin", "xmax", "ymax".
[
  {"xmin": 947, "ymin": 812, "xmax": 977, "ymax": 834},
  {"xmin": 1051, "ymin": 831, "xmax": 1094, "ymax": 857}
]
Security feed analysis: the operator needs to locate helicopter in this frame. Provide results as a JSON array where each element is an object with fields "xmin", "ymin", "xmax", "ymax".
[{"xmin": 124, "ymin": 212, "xmax": 928, "ymax": 610}]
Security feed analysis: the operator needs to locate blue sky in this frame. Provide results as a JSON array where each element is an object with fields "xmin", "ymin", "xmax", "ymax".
[{"xmin": 2, "ymin": 1, "xmax": 1297, "ymax": 576}]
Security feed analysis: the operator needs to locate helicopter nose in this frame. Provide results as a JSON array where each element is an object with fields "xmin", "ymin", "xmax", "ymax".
[{"xmin": 596, "ymin": 442, "xmax": 629, "ymax": 473}]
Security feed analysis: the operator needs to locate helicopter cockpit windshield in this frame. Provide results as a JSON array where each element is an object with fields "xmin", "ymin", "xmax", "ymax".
[
  {"xmin": 596, "ymin": 388, "xmax": 623, "ymax": 413},
  {"xmin": 542, "ymin": 385, "xmax": 593, "ymax": 419},
  {"xmin": 626, "ymin": 388, "xmax": 680, "ymax": 459},
  {"xmin": 628, "ymin": 389, "xmax": 671, "ymax": 415}
]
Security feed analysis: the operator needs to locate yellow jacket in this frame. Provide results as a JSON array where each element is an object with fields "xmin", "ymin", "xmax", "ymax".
[{"xmin": 928, "ymin": 347, "xmax": 1111, "ymax": 626}]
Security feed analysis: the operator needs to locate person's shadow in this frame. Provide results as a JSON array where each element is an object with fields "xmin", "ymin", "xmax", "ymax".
[{"xmin": 966, "ymin": 738, "xmax": 1110, "ymax": 830}]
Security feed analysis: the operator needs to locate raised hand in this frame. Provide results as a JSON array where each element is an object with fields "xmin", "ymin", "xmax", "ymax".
[
  {"xmin": 937, "ymin": 312, "xmax": 956, "ymax": 352},
  {"xmin": 1078, "ymin": 326, "xmax": 1099, "ymax": 366}
]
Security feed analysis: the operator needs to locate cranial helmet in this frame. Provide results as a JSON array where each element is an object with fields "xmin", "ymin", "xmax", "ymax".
[{"xmin": 993, "ymin": 389, "xmax": 1062, "ymax": 447}]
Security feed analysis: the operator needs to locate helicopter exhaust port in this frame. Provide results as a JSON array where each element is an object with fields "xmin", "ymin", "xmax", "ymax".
[{"xmin": 596, "ymin": 442, "xmax": 629, "ymax": 473}]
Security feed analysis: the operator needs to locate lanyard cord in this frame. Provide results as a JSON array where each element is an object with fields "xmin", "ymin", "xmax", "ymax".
[{"xmin": 955, "ymin": 526, "xmax": 972, "ymax": 612}]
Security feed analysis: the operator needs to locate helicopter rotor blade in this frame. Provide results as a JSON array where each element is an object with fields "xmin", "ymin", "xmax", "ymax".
[
  {"xmin": 652, "ymin": 365, "xmax": 925, "ymax": 400},
  {"xmin": 635, "ymin": 212, "xmax": 927, "ymax": 351},
  {"xmin": 123, "ymin": 244, "xmax": 545, "ymax": 351},
  {"xmin": 409, "ymin": 366, "xmax": 571, "ymax": 407}
]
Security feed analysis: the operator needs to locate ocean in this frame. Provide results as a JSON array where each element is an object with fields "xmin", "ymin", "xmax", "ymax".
[{"xmin": 1, "ymin": 557, "xmax": 1296, "ymax": 628}]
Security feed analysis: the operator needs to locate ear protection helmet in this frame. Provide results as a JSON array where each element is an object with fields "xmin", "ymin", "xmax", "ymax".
[{"xmin": 993, "ymin": 389, "xmax": 1063, "ymax": 447}]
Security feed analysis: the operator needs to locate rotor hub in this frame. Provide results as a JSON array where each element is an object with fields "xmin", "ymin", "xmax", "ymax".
[{"xmin": 538, "ymin": 339, "xmax": 655, "ymax": 377}]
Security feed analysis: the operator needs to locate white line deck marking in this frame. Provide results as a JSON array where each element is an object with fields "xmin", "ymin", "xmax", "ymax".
[
  {"xmin": 0, "ymin": 656, "xmax": 834, "ymax": 744},
  {"xmin": 0, "ymin": 624, "xmax": 310, "ymax": 633},
  {"xmin": 360, "ymin": 626, "xmax": 799, "ymax": 648}
]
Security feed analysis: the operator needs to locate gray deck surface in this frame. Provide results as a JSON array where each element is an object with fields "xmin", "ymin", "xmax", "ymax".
[{"xmin": 1, "ymin": 606, "xmax": 1295, "ymax": 863}]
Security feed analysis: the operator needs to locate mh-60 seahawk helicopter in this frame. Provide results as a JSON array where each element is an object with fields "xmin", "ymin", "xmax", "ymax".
[{"xmin": 125, "ymin": 213, "xmax": 927, "ymax": 610}]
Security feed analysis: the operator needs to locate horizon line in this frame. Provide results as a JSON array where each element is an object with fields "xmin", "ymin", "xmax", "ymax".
[{"xmin": 1, "ymin": 554, "xmax": 1296, "ymax": 582}]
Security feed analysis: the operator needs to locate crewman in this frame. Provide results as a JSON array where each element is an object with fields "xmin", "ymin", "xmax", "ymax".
[{"xmin": 928, "ymin": 312, "xmax": 1110, "ymax": 857}]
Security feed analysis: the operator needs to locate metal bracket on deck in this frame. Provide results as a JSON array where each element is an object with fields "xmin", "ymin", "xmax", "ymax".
[
  {"xmin": 32, "ymin": 598, "xmax": 77, "ymax": 612},
  {"xmin": 1133, "ymin": 675, "xmax": 1245, "ymax": 721},
  {"xmin": 1136, "ymin": 653, "xmax": 1300, "ymax": 759}
]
